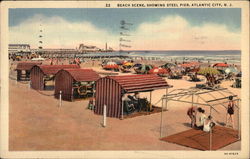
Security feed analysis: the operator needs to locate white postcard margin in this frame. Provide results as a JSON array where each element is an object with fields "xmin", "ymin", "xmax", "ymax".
[{"xmin": 0, "ymin": 1, "xmax": 249, "ymax": 159}]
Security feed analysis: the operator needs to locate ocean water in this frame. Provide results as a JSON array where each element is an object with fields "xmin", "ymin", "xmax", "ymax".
[{"xmin": 127, "ymin": 50, "xmax": 241, "ymax": 63}]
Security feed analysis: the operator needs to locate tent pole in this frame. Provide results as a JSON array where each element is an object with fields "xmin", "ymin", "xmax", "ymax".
[
  {"xmin": 160, "ymin": 97, "xmax": 164, "ymax": 138},
  {"xmin": 191, "ymin": 92, "xmax": 194, "ymax": 107},
  {"xmin": 237, "ymin": 100, "xmax": 240, "ymax": 140},
  {"xmin": 121, "ymin": 95, "xmax": 124, "ymax": 120},
  {"xmin": 165, "ymin": 88, "xmax": 168, "ymax": 111},
  {"xmin": 209, "ymin": 105, "xmax": 212, "ymax": 151},
  {"xmin": 149, "ymin": 91, "xmax": 152, "ymax": 114}
]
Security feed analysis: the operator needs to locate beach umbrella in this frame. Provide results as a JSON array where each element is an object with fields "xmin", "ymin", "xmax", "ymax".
[
  {"xmin": 149, "ymin": 67, "xmax": 170, "ymax": 75},
  {"xmin": 103, "ymin": 61, "xmax": 119, "ymax": 69},
  {"xmin": 180, "ymin": 62, "xmax": 199, "ymax": 68},
  {"xmin": 225, "ymin": 67, "xmax": 238, "ymax": 74},
  {"xmin": 161, "ymin": 63, "xmax": 176, "ymax": 68},
  {"xmin": 135, "ymin": 64, "xmax": 153, "ymax": 74},
  {"xmin": 198, "ymin": 67, "xmax": 220, "ymax": 75},
  {"xmin": 142, "ymin": 64, "xmax": 153, "ymax": 71},
  {"xmin": 213, "ymin": 63, "xmax": 229, "ymax": 67},
  {"xmin": 114, "ymin": 60, "xmax": 123, "ymax": 65},
  {"xmin": 133, "ymin": 63, "xmax": 142, "ymax": 68},
  {"xmin": 107, "ymin": 61, "xmax": 117, "ymax": 65},
  {"xmin": 217, "ymin": 69, "xmax": 226, "ymax": 74},
  {"xmin": 123, "ymin": 62, "xmax": 133, "ymax": 67}
]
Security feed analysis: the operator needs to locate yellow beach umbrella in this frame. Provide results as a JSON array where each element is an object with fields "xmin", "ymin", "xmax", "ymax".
[{"xmin": 124, "ymin": 62, "xmax": 133, "ymax": 67}]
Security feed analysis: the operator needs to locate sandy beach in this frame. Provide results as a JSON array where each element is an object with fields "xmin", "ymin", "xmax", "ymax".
[{"xmin": 8, "ymin": 59, "xmax": 241, "ymax": 151}]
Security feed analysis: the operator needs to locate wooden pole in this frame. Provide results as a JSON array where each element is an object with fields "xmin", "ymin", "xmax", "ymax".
[
  {"xmin": 103, "ymin": 104, "xmax": 107, "ymax": 127},
  {"xmin": 149, "ymin": 91, "xmax": 152, "ymax": 114},
  {"xmin": 165, "ymin": 88, "xmax": 168, "ymax": 111},
  {"xmin": 93, "ymin": 84, "xmax": 96, "ymax": 112},
  {"xmin": 209, "ymin": 105, "xmax": 212, "ymax": 151},
  {"xmin": 237, "ymin": 100, "xmax": 240, "ymax": 140},
  {"xmin": 191, "ymin": 92, "xmax": 194, "ymax": 107},
  {"xmin": 121, "ymin": 97, "xmax": 124, "ymax": 120},
  {"xmin": 160, "ymin": 97, "xmax": 164, "ymax": 138},
  {"xmin": 59, "ymin": 91, "xmax": 62, "ymax": 107}
]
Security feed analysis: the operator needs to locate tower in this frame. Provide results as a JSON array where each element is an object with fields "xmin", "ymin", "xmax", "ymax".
[
  {"xmin": 38, "ymin": 19, "xmax": 44, "ymax": 55},
  {"xmin": 119, "ymin": 20, "xmax": 133, "ymax": 53}
]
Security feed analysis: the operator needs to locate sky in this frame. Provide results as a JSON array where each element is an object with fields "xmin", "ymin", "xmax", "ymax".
[{"xmin": 9, "ymin": 8, "xmax": 241, "ymax": 50}]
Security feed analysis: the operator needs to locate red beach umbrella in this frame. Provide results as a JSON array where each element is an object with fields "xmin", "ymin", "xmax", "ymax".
[
  {"xmin": 213, "ymin": 63, "xmax": 229, "ymax": 67},
  {"xmin": 149, "ymin": 67, "xmax": 170, "ymax": 75},
  {"xmin": 103, "ymin": 62, "xmax": 119, "ymax": 69}
]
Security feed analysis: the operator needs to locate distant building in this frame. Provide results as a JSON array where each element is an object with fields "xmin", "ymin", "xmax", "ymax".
[
  {"xmin": 78, "ymin": 43, "xmax": 101, "ymax": 53},
  {"xmin": 9, "ymin": 44, "xmax": 31, "ymax": 54}
]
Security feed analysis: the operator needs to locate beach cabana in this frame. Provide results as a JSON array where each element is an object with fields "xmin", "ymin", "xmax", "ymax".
[
  {"xmin": 30, "ymin": 64, "xmax": 80, "ymax": 90},
  {"xmin": 94, "ymin": 74, "xmax": 171, "ymax": 118},
  {"xmin": 54, "ymin": 69, "xmax": 100, "ymax": 101},
  {"xmin": 160, "ymin": 87, "xmax": 241, "ymax": 151},
  {"xmin": 16, "ymin": 61, "xmax": 42, "ymax": 81}
]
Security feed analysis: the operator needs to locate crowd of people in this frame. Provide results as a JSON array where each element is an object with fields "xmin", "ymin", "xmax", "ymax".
[{"xmin": 187, "ymin": 95, "xmax": 236, "ymax": 132}]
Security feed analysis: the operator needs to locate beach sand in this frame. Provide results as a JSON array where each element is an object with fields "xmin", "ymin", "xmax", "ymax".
[{"xmin": 8, "ymin": 59, "xmax": 241, "ymax": 150}]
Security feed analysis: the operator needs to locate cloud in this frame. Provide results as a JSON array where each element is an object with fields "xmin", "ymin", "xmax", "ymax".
[
  {"xmin": 131, "ymin": 15, "xmax": 240, "ymax": 50},
  {"xmin": 9, "ymin": 14, "xmax": 240, "ymax": 50},
  {"xmin": 9, "ymin": 14, "xmax": 118, "ymax": 49}
]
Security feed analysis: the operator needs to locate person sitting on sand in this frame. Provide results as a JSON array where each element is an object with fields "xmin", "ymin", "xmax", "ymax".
[
  {"xmin": 122, "ymin": 94, "xmax": 135, "ymax": 111},
  {"xmin": 132, "ymin": 92, "xmax": 143, "ymax": 112},
  {"xmin": 195, "ymin": 108, "xmax": 206, "ymax": 130},
  {"xmin": 187, "ymin": 106, "xmax": 197, "ymax": 128},
  {"xmin": 203, "ymin": 115, "xmax": 216, "ymax": 132}
]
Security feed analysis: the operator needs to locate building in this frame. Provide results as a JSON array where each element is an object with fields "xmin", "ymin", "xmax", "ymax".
[
  {"xmin": 9, "ymin": 44, "xmax": 31, "ymax": 55},
  {"xmin": 94, "ymin": 74, "xmax": 170, "ymax": 118},
  {"xmin": 78, "ymin": 43, "xmax": 101, "ymax": 53}
]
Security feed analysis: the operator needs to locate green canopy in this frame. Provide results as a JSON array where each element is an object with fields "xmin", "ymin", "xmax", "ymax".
[
  {"xmin": 161, "ymin": 63, "xmax": 176, "ymax": 69},
  {"xmin": 198, "ymin": 67, "xmax": 220, "ymax": 75}
]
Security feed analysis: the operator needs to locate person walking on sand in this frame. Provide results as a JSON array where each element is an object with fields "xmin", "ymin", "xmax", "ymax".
[
  {"xmin": 226, "ymin": 96, "xmax": 235, "ymax": 128},
  {"xmin": 187, "ymin": 106, "xmax": 197, "ymax": 128}
]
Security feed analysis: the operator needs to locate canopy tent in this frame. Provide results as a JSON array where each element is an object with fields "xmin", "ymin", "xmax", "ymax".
[
  {"xmin": 159, "ymin": 87, "xmax": 241, "ymax": 151},
  {"xmin": 30, "ymin": 64, "xmax": 80, "ymax": 90},
  {"xmin": 16, "ymin": 61, "xmax": 42, "ymax": 81},
  {"xmin": 225, "ymin": 67, "xmax": 238, "ymax": 74},
  {"xmin": 94, "ymin": 74, "xmax": 171, "ymax": 118},
  {"xmin": 54, "ymin": 69, "xmax": 100, "ymax": 101}
]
